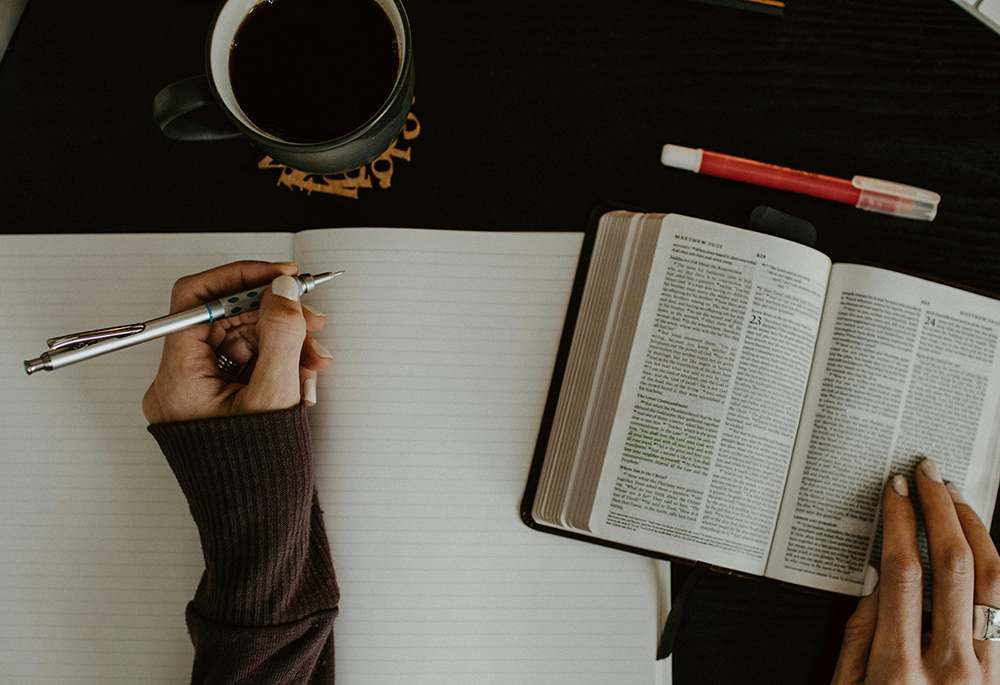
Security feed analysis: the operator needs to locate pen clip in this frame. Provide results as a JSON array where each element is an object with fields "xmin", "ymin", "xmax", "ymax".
[{"xmin": 47, "ymin": 324, "xmax": 146, "ymax": 351}]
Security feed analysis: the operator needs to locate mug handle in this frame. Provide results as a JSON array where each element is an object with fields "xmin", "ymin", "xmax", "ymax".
[{"xmin": 153, "ymin": 76, "xmax": 243, "ymax": 141}]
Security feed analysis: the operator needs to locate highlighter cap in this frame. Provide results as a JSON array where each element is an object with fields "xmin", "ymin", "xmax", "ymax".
[
  {"xmin": 660, "ymin": 144, "xmax": 703, "ymax": 172},
  {"xmin": 852, "ymin": 176, "xmax": 940, "ymax": 221}
]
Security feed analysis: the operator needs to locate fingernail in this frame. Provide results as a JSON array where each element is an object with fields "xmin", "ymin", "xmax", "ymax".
[
  {"xmin": 272, "ymin": 275, "xmax": 299, "ymax": 302},
  {"xmin": 861, "ymin": 565, "xmax": 879, "ymax": 597},
  {"xmin": 302, "ymin": 303, "xmax": 326, "ymax": 318},
  {"xmin": 892, "ymin": 475, "xmax": 909, "ymax": 497},
  {"xmin": 302, "ymin": 378, "xmax": 317, "ymax": 404},
  {"xmin": 311, "ymin": 339, "xmax": 333, "ymax": 360},
  {"xmin": 947, "ymin": 482, "xmax": 967, "ymax": 505},
  {"xmin": 920, "ymin": 458, "xmax": 943, "ymax": 483}
]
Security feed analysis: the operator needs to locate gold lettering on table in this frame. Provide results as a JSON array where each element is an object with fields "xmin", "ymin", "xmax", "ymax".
[{"xmin": 259, "ymin": 106, "xmax": 420, "ymax": 199}]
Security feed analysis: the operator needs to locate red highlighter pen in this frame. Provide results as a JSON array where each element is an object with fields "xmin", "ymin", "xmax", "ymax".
[{"xmin": 661, "ymin": 144, "xmax": 940, "ymax": 221}]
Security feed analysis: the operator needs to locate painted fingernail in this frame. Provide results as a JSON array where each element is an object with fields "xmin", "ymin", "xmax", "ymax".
[
  {"xmin": 302, "ymin": 303, "xmax": 326, "ymax": 318},
  {"xmin": 946, "ymin": 482, "xmax": 967, "ymax": 505},
  {"xmin": 892, "ymin": 475, "xmax": 909, "ymax": 497},
  {"xmin": 861, "ymin": 565, "xmax": 879, "ymax": 597},
  {"xmin": 272, "ymin": 275, "xmax": 299, "ymax": 302},
  {"xmin": 920, "ymin": 458, "xmax": 943, "ymax": 483},
  {"xmin": 311, "ymin": 339, "xmax": 334, "ymax": 360},
  {"xmin": 303, "ymin": 378, "xmax": 317, "ymax": 404}
]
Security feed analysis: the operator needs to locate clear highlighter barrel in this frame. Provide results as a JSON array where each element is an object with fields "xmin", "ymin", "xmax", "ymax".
[{"xmin": 852, "ymin": 176, "xmax": 940, "ymax": 221}]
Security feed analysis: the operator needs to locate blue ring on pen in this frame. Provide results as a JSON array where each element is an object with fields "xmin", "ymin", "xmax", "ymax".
[{"xmin": 205, "ymin": 302, "xmax": 215, "ymax": 322}]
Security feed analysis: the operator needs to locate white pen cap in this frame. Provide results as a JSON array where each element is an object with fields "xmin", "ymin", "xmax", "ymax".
[{"xmin": 661, "ymin": 144, "xmax": 703, "ymax": 173}]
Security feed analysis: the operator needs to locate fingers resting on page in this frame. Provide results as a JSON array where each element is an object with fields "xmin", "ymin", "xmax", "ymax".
[
  {"xmin": 831, "ymin": 458, "xmax": 1000, "ymax": 685},
  {"xmin": 142, "ymin": 261, "xmax": 334, "ymax": 424}
]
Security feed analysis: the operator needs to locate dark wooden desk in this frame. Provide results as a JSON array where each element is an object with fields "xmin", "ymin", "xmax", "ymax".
[{"xmin": 1, "ymin": 1, "xmax": 997, "ymax": 682}]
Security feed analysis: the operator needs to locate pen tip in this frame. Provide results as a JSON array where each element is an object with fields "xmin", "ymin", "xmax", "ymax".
[{"xmin": 310, "ymin": 271, "xmax": 344, "ymax": 287}]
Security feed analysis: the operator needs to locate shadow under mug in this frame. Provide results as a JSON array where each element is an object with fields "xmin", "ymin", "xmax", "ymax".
[{"xmin": 153, "ymin": 0, "xmax": 414, "ymax": 175}]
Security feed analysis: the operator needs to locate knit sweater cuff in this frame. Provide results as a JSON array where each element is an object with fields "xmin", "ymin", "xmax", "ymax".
[{"xmin": 148, "ymin": 404, "xmax": 338, "ymax": 627}]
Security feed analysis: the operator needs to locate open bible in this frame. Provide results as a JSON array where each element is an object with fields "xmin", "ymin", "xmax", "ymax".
[{"xmin": 524, "ymin": 211, "xmax": 1000, "ymax": 596}]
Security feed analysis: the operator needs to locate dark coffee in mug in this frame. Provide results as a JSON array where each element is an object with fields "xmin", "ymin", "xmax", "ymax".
[{"xmin": 229, "ymin": 0, "xmax": 400, "ymax": 144}]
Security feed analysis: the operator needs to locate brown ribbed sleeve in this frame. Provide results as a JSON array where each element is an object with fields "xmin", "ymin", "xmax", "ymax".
[{"xmin": 148, "ymin": 403, "xmax": 339, "ymax": 684}]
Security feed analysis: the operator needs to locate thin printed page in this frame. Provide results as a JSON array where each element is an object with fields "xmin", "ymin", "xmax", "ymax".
[
  {"xmin": 0, "ymin": 233, "xmax": 293, "ymax": 683},
  {"xmin": 588, "ymin": 215, "xmax": 832, "ymax": 575},
  {"xmin": 293, "ymin": 228, "xmax": 661, "ymax": 685},
  {"xmin": 766, "ymin": 265, "xmax": 1000, "ymax": 594},
  {"xmin": 531, "ymin": 212, "xmax": 641, "ymax": 529}
]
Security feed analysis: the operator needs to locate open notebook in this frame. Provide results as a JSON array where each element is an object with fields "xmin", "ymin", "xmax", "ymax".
[{"xmin": 0, "ymin": 228, "xmax": 669, "ymax": 684}]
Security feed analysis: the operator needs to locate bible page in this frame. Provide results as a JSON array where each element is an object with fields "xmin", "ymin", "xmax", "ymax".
[
  {"xmin": 588, "ymin": 215, "xmax": 832, "ymax": 575},
  {"xmin": 766, "ymin": 265, "xmax": 1000, "ymax": 594},
  {"xmin": 293, "ymin": 228, "xmax": 661, "ymax": 685}
]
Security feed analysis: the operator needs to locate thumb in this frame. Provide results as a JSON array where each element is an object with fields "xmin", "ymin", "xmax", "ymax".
[
  {"xmin": 831, "ymin": 566, "xmax": 879, "ymax": 685},
  {"xmin": 238, "ymin": 274, "xmax": 306, "ymax": 413}
]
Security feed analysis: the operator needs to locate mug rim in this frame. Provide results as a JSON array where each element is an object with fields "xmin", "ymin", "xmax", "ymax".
[{"xmin": 203, "ymin": 0, "xmax": 413, "ymax": 152}]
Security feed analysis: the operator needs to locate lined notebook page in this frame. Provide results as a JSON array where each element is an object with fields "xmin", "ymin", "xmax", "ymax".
[
  {"xmin": 0, "ymin": 228, "xmax": 661, "ymax": 684},
  {"xmin": 0, "ymin": 233, "xmax": 293, "ymax": 682},
  {"xmin": 295, "ymin": 228, "xmax": 659, "ymax": 685}
]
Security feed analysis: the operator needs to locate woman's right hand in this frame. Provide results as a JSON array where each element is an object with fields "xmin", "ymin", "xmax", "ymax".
[
  {"xmin": 832, "ymin": 458, "xmax": 1000, "ymax": 684},
  {"xmin": 142, "ymin": 261, "xmax": 333, "ymax": 424}
]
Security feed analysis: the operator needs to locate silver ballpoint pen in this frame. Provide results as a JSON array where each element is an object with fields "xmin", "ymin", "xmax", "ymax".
[{"xmin": 24, "ymin": 271, "xmax": 342, "ymax": 375}]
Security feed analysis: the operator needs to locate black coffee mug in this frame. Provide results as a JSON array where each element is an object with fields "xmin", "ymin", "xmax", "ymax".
[{"xmin": 153, "ymin": 0, "xmax": 414, "ymax": 174}]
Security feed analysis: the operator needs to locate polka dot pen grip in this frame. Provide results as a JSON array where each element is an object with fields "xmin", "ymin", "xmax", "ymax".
[
  {"xmin": 25, "ymin": 271, "xmax": 343, "ymax": 374},
  {"xmin": 206, "ymin": 272, "xmax": 341, "ymax": 320},
  {"xmin": 214, "ymin": 285, "xmax": 265, "ymax": 319}
]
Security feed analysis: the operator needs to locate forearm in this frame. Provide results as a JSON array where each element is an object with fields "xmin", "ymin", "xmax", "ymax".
[{"xmin": 149, "ymin": 403, "xmax": 338, "ymax": 684}]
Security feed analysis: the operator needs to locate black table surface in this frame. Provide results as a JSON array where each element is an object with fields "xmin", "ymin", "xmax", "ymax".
[{"xmin": 2, "ymin": 0, "xmax": 999, "ymax": 682}]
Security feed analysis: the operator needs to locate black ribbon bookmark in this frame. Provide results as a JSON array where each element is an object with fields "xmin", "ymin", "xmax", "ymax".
[
  {"xmin": 657, "ymin": 561, "xmax": 711, "ymax": 660},
  {"xmin": 748, "ymin": 205, "xmax": 817, "ymax": 247}
]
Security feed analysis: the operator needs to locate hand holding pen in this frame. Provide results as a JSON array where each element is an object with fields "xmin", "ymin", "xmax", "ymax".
[
  {"xmin": 26, "ymin": 261, "xmax": 337, "ymax": 422},
  {"xmin": 138, "ymin": 261, "xmax": 336, "ymax": 423}
]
